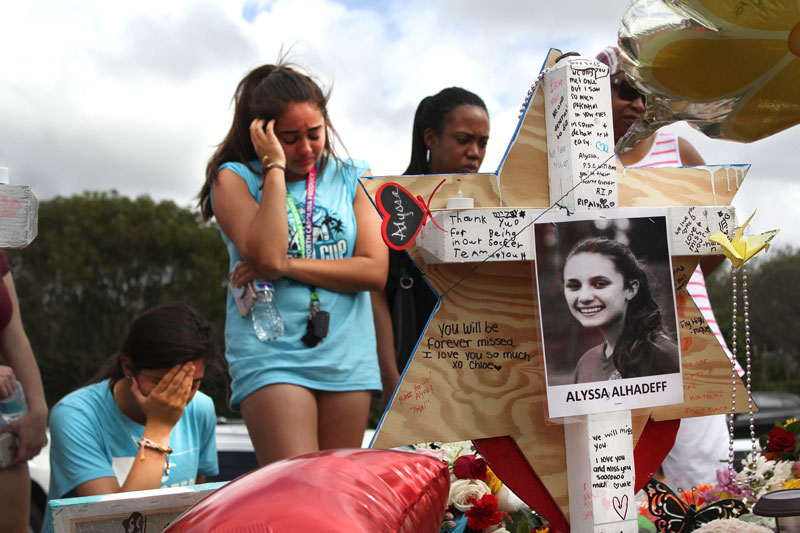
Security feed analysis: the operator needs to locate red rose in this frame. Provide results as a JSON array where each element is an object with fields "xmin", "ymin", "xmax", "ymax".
[
  {"xmin": 453, "ymin": 455, "xmax": 488, "ymax": 480},
  {"xmin": 766, "ymin": 427, "xmax": 796, "ymax": 453},
  {"xmin": 465, "ymin": 494, "xmax": 503, "ymax": 530}
]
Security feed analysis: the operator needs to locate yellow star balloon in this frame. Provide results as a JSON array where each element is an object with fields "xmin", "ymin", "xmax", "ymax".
[{"xmin": 709, "ymin": 210, "xmax": 780, "ymax": 268}]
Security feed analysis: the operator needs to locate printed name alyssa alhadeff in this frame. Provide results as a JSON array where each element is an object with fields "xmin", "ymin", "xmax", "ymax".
[
  {"xmin": 547, "ymin": 373, "xmax": 683, "ymax": 418},
  {"xmin": 566, "ymin": 379, "xmax": 668, "ymax": 402}
]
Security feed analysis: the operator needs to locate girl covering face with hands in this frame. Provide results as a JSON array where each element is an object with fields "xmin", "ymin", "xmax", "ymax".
[
  {"xmin": 47, "ymin": 303, "xmax": 219, "ymax": 503},
  {"xmin": 563, "ymin": 237, "xmax": 679, "ymax": 384},
  {"xmin": 198, "ymin": 62, "xmax": 386, "ymax": 466}
]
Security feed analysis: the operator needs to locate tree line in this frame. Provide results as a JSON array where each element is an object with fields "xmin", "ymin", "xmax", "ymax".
[{"xmin": 706, "ymin": 246, "xmax": 800, "ymax": 393}]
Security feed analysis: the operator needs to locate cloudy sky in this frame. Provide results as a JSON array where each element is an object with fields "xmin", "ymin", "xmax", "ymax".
[{"xmin": 1, "ymin": 0, "xmax": 797, "ymax": 247}]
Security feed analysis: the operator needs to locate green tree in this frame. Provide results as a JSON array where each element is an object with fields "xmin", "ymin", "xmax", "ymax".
[
  {"xmin": 706, "ymin": 246, "xmax": 800, "ymax": 392},
  {"xmin": 6, "ymin": 192, "xmax": 235, "ymax": 416}
]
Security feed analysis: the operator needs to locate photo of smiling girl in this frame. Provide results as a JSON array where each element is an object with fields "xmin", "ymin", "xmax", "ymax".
[
  {"xmin": 563, "ymin": 236, "xmax": 679, "ymax": 384},
  {"xmin": 534, "ymin": 214, "xmax": 681, "ymax": 390}
]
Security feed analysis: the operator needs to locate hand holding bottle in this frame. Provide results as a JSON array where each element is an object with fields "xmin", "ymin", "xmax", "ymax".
[{"xmin": 0, "ymin": 366, "xmax": 15, "ymax": 399}]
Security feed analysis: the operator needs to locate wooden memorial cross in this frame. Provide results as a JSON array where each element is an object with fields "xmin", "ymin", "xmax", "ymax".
[{"xmin": 361, "ymin": 49, "xmax": 750, "ymax": 530}]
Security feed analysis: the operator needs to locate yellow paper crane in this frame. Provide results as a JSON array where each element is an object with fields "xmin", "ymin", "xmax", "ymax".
[{"xmin": 709, "ymin": 210, "xmax": 779, "ymax": 269}]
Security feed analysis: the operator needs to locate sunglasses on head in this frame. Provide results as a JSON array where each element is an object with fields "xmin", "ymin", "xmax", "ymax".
[{"xmin": 611, "ymin": 77, "xmax": 644, "ymax": 102}]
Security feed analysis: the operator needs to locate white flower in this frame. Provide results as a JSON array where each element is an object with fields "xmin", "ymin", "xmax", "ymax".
[
  {"xmin": 735, "ymin": 451, "xmax": 798, "ymax": 501},
  {"xmin": 494, "ymin": 484, "xmax": 525, "ymax": 513},
  {"xmin": 766, "ymin": 460, "xmax": 794, "ymax": 491},
  {"xmin": 439, "ymin": 441, "xmax": 476, "ymax": 463},
  {"xmin": 737, "ymin": 453, "xmax": 774, "ymax": 491},
  {"xmin": 413, "ymin": 441, "xmax": 475, "ymax": 464},
  {"xmin": 449, "ymin": 478, "xmax": 491, "ymax": 511},
  {"xmin": 488, "ymin": 528, "xmax": 510, "ymax": 533}
]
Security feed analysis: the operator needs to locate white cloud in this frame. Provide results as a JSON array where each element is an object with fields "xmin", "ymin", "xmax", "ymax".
[{"xmin": 0, "ymin": 0, "xmax": 797, "ymax": 247}]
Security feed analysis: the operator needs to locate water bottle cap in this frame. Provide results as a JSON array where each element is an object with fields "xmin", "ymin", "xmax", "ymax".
[{"xmin": 252, "ymin": 279, "xmax": 274, "ymax": 292}]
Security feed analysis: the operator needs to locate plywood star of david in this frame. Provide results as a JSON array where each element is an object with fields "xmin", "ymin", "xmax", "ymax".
[{"xmin": 361, "ymin": 49, "xmax": 750, "ymax": 521}]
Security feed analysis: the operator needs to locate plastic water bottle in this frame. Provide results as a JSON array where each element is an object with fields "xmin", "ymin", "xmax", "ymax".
[
  {"xmin": 0, "ymin": 381, "xmax": 27, "ymax": 429},
  {"xmin": 251, "ymin": 279, "xmax": 283, "ymax": 341}
]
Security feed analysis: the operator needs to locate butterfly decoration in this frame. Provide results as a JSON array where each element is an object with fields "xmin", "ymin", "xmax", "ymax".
[
  {"xmin": 643, "ymin": 478, "xmax": 748, "ymax": 532},
  {"xmin": 375, "ymin": 179, "xmax": 446, "ymax": 250}
]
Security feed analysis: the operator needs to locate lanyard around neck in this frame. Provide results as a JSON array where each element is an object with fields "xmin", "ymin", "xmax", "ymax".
[{"xmin": 285, "ymin": 166, "xmax": 317, "ymax": 259}]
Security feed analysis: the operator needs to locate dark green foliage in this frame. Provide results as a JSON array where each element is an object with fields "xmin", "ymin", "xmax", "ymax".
[
  {"xmin": 502, "ymin": 505, "xmax": 546, "ymax": 532},
  {"xmin": 705, "ymin": 246, "xmax": 800, "ymax": 392},
  {"xmin": 6, "ymin": 192, "xmax": 234, "ymax": 416}
]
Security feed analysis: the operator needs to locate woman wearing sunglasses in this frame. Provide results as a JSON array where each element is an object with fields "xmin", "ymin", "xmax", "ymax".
[
  {"xmin": 595, "ymin": 46, "xmax": 729, "ymax": 491},
  {"xmin": 596, "ymin": 46, "xmax": 704, "ymax": 168}
]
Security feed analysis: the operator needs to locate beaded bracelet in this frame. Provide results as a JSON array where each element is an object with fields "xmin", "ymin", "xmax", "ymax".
[{"xmin": 136, "ymin": 437, "xmax": 173, "ymax": 476}]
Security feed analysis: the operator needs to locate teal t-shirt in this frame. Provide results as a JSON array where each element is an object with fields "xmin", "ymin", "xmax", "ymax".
[
  {"xmin": 48, "ymin": 379, "xmax": 218, "ymax": 500},
  {"xmin": 213, "ymin": 158, "xmax": 380, "ymax": 409}
]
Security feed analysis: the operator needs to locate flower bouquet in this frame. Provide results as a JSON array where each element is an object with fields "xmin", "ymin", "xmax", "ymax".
[
  {"xmin": 414, "ymin": 441, "xmax": 547, "ymax": 533},
  {"xmin": 704, "ymin": 418, "xmax": 800, "ymax": 506},
  {"xmin": 639, "ymin": 418, "xmax": 800, "ymax": 531}
]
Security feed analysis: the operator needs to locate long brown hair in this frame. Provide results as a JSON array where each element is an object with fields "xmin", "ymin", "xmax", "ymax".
[{"xmin": 198, "ymin": 62, "xmax": 343, "ymax": 221}]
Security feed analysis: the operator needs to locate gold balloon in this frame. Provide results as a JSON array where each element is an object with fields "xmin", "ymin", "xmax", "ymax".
[{"xmin": 618, "ymin": 0, "xmax": 800, "ymax": 149}]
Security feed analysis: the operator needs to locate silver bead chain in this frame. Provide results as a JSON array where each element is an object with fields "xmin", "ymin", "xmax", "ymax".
[
  {"xmin": 743, "ymin": 265, "xmax": 757, "ymax": 462},
  {"xmin": 728, "ymin": 265, "xmax": 738, "ymax": 480},
  {"xmin": 728, "ymin": 263, "xmax": 757, "ymax": 485}
]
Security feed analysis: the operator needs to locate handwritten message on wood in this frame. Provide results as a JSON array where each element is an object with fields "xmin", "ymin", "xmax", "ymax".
[
  {"xmin": 417, "ymin": 209, "xmax": 537, "ymax": 264},
  {"xmin": 565, "ymin": 412, "xmax": 637, "ymax": 532},
  {"xmin": 395, "ymin": 316, "xmax": 527, "ymax": 416},
  {"xmin": 417, "ymin": 206, "xmax": 736, "ymax": 264},
  {"xmin": 544, "ymin": 58, "xmax": 616, "ymax": 212}
]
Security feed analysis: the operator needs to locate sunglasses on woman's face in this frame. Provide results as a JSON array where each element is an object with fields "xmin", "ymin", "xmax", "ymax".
[{"xmin": 611, "ymin": 77, "xmax": 644, "ymax": 102}]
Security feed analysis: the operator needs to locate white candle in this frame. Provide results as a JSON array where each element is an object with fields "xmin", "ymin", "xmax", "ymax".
[{"xmin": 446, "ymin": 181, "xmax": 474, "ymax": 209}]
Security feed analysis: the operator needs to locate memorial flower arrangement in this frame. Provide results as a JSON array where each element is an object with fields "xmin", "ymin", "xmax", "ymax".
[
  {"xmin": 634, "ymin": 419, "xmax": 800, "ymax": 531},
  {"xmin": 636, "ymin": 418, "xmax": 800, "ymax": 531},
  {"xmin": 699, "ymin": 418, "xmax": 800, "ymax": 507},
  {"xmin": 414, "ymin": 441, "xmax": 546, "ymax": 533}
]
